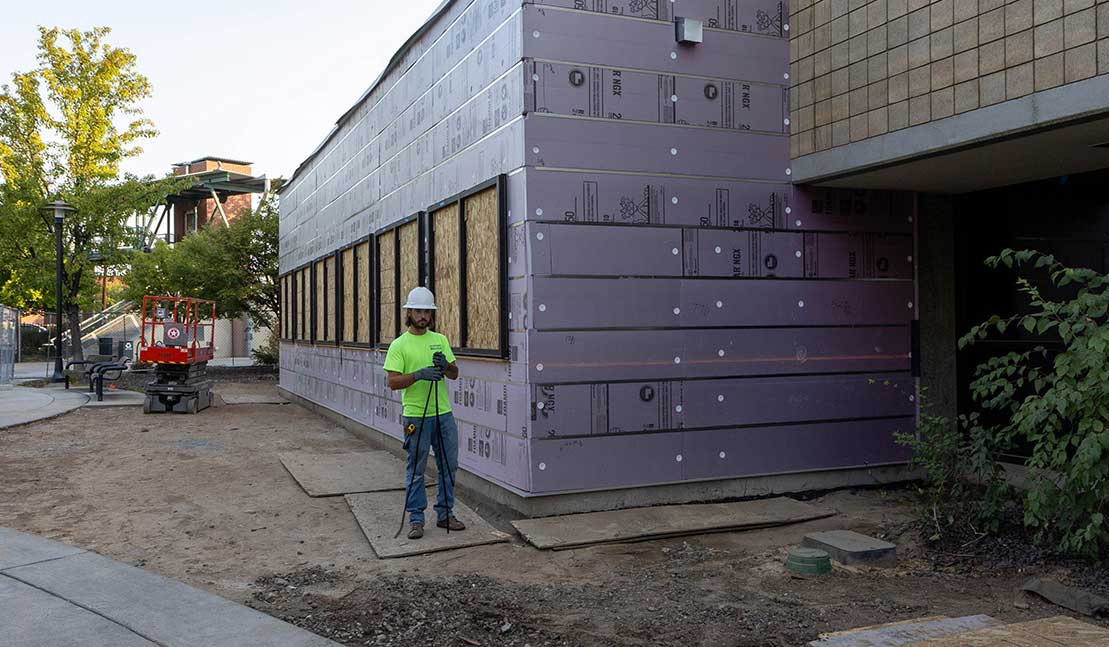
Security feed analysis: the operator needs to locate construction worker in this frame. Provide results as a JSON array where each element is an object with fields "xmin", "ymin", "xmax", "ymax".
[{"xmin": 384, "ymin": 286, "xmax": 465, "ymax": 540}]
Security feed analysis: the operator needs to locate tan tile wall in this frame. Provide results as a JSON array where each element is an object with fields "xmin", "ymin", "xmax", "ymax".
[{"xmin": 789, "ymin": 0, "xmax": 1109, "ymax": 158}]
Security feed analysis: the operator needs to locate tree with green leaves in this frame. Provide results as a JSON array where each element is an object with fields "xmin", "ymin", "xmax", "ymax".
[
  {"xmin": 0, "ymin": 26, "xmax": 188, "ymax": 360},
  {"xmin": 124, "ymin": 186, "xmax": 281, "ymax": 336},
  {"xmin": 901, "ymin": 249, "xmax": 1109, "ymax": 558}
]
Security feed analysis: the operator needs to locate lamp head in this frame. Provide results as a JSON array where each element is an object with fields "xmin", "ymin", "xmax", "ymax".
[{"xmin": 43, "ymin": 199, "xmax": 76, "ymax": 223}]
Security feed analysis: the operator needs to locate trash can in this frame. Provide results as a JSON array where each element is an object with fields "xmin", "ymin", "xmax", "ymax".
[
  {"xmin": 118, "ymin": 339, "xmax": 134, "ymax": 360},
  {"xmin": 98, "ymin": 337, "xmax": 114, "ymax": 356}
]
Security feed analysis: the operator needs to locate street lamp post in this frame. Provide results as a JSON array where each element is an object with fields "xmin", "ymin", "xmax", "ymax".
[{"xmin": 44, "ymin": 200, "xmax": 75, "ymax": 383}]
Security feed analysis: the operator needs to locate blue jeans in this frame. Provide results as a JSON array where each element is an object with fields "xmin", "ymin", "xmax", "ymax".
[{"xmin": 402, "ymin": 412, "xmax": 458, "ymax": 525}]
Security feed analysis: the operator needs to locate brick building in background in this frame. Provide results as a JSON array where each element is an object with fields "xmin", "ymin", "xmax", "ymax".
[
  {"xmin": 787, "ymin": 0, "xmax": 1109, "ymax": 419},
  {"xmin": 167, "ymin": 157, "xmax": 257, "ymax": 242}
]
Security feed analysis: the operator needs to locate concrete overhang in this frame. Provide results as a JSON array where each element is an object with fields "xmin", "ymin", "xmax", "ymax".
[{"xmin": 790, "ymin": 74, "xmax": 1109, "ymax": 194}]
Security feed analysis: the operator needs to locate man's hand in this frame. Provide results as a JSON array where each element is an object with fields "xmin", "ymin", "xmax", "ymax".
[
  {"xmin": 413, "ymin": 366, "xmax": 444, "ymax": 382},
  {"xmin": 433, "ymin": 352, "xmax": 449, "ymax": 371}
]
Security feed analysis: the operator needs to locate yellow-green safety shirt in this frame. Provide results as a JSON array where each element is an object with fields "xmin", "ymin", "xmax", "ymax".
[{"xmin": 383, "ymin": 330, "xmax": 456, "ymax": 418}]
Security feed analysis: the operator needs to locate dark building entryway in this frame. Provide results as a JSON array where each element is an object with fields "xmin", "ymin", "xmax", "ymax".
[{"xmin": 951, "ymin": 168, "xmax": 1109, "ymax": 455}]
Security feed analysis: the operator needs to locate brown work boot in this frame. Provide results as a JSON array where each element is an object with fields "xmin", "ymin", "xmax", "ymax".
[
  {"xmin": 407, "ymin": 523, "xmax": 424, "ymax": 539},
  {"xmin": 436, "ymin": 517, "xmax": 466, "ymax": 531}
]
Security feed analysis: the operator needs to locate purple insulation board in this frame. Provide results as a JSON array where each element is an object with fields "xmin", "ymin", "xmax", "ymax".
[
  {"xmin": 519, "ymin": 168, "xmax": 912, "ymax": 233},
  {"xmin": 527, "ymin": 327, "xmax": 911, "ymax": 383},
  {"xmin": 525, "ymin": 114, "xmax": 789, "ymax": 181},
  {"xmin": 522, "ymin": 4, "xmax": 789, "ymax": 85},
  {"xmin": 529, "ymin": 277, "xmax": 915, "ymax": 328},
  {"xmin": 679, "ymin": 420, "xmax": 914, "ymax": 482},
  {"xmin": 458, "ymin": 419, "xmax": 532, "ymax": 493},
  {"xmin": 530, "ymin": 373, "xmax": 915, "ymax": 436},
  {"xmin": 525, "ymin": 169, "xmax": 788, "ymax": 227},
  {"xmin": 524, "ymin": 60, "xmax": 787, "ymax": 134},
  {"xmin": 529, "ymin": 0, "xmax": 787, "ymax": 37},
  {"xmin": 531, "ymin": 433, "xmax": 685, "ymax": 491},
  {"xmin": 528, "ymin": 418, "xmax": 912, "ymax": 493},
  {"xmin": 527, "ymin": 222, "xmax": 913, "ymax": 279}
]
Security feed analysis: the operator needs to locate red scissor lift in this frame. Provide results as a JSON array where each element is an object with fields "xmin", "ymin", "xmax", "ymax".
[{"xmin": 138, "ymin": 295, "xmax": 216, "ymax": 413}]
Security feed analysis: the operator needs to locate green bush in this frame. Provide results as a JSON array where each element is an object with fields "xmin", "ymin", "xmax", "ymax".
[
  {"xmin": 252, "ymin": 332, "xmax": 279, "ymax": 366},
  {"xmin": 966, "ymin": 250, "xmax": 1109, "ymax": 556},
  {"xmin": 896, "ymin": 407, "xmax": 1011, "ymax": 542},
  {"xmin": 907, "ymin": 249, "xmax": 1109, "ymax": 557}
]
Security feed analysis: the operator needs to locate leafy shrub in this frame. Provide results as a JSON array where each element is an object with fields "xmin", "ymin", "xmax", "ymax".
[
  {"xmin": 896, "ymin": 406, "xmax": 1011, "ymax": 542},
  {"xmin": 957, "ymin": 249, "xmax": 1109, "ymax": 557},
  {"xmin": 252, "ymin": 332, "xmax": 279, "ymax": 366}
]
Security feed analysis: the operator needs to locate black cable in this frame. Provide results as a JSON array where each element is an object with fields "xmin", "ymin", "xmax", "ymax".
[
  {"xmin": 394, "ymin": 380, "xmax": 435, "ymax": 539},
  {"xmin": 431, "ymin": 379, "xmax": 456, "ymax": 533}
]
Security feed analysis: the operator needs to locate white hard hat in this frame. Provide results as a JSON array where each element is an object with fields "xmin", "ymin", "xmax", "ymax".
[{"xmin": 403, "ymin": 286, "xmax": 437, "ymax": 310}]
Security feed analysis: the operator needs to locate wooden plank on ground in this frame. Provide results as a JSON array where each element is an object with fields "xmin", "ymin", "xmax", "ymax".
[
  {"xmin": 346, "ymin": 490, "xmax": 510, "ymax": 558},
  {"xmin": 512, "ymin": 497, "xmax": 836, "ymax": 550},
  {"xmin": 279, "ymin": 451, "xmax": 434, "ymax": 498},
  {"xmin": 810, "ymin": 615, "xmax": 1001, "ymax": 646},
  {"xmin": 904, "ymin": 615, "xmax": 1109, "ymax": 646}
]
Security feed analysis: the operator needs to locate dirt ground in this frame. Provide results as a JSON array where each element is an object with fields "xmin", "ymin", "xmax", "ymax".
[{"xmin": 2, "ymin": 376, "xmax": 1106, "ymax": 647}]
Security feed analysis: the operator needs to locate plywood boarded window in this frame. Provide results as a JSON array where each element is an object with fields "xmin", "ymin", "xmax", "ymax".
[
  {"xmin": 298, "ymin": 268, "xmax": 309, "ymax": 341},
  {"xmin": 341, "ymin": 247, "xmax": 355, "ymax": 343},
  {"xmin": 288, "ymin": 271, "xmax": 294, "ymax": 340},
  {"xmin": 355, "ymin": 240, "xmax": 372, "ymax": 344},
  {"xmin": 377, "ymin": 230, "xmax": 396, "ymax": 344},
  {"xmin": 430, "ymin": 203, "xmax": 461, "ymax": 344},
  {"xmin": 427, "ymin": 176, "xmax": 506, "ymax": 358},
  {"xmin": 464, "ymin": 185, "xmax": 502, "ymax": 351},
  {"xmin": 377, "ymin": 215, "xmax": 424, "ymax": 346},
  {"xmin": 398, "ymin": 219, "xmax": 420, "ymax": 311},
  {"xmin": 278, "ymin": 274, "xmax": 285, "ymax": 339},
  {"xmin": 324, "ymin": 255, "xmax": 337, "ymax": 342},
  {"xmin": 281, "ymin": 274, "xmax": 290, "ymax": 340},
  {"xmin": 314, "ymin": 260, "xmax": 326, "ymax": 342}
]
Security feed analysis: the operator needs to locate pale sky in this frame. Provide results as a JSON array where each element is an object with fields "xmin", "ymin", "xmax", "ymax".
[{"xmin": 0, "ymin": 0, "xmax": 444, "ymax": 181}]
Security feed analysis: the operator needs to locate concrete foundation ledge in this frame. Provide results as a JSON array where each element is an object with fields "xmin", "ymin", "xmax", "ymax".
[{"xmin": 280, "ymin": 386, "xmax": 918, "ymax": 517}]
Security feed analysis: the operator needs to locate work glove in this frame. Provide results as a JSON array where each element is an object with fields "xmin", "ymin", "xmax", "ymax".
[
  {"xmin": 433, "ymin": 351, "xmax": 449, "ymax": 371},
  {"xmin": 413, "ymin": 366, "xmax": 444, "ymax": 382}
]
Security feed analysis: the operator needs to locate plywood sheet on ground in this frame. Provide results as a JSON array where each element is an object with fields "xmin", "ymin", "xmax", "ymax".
[
  {"xmin": 222, "ymin": 393, "xmax": 288, "ymax": 405},
  {"xmin": 904, "ymin": 615, "xmax": 1109, "ymax": 646},
  {"xmin": 279, "ymin": 451, "xmax": 434, "ymax": 497},
  {"xmin": 810, "ymin": 615, "xmax": 1001, "ymax": 646},
  {"xmin": 512, "ymin": 497, "xmax": 836, "ymax": 550},
  {"xmin": 346, "ymin": 489, "xmax": 510, "ymax": 558}
]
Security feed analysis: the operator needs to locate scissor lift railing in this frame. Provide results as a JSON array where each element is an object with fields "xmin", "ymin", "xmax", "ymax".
[
  {"xmin": 138, "ymin": 296, "xmax": 216, "ymax": 365},
  {"xmin": 138, "ymin": 296, "xmax": 216, "ymax": 413}
]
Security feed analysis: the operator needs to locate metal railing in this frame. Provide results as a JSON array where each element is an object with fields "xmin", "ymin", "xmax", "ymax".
[
  {"xmin": 59, "ymin": 300, "xmax": 133, "ymax": 348},
  {"xmin": 0, "ymin": 304, "xmax": 18, "ymax": 385}
]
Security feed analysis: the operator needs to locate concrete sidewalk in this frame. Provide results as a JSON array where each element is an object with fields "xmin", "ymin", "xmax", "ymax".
[
  {"xmin": 0, "ymin": 527, "xmax": 340, "ymax": 647},
  {"xmin": 0, "ymin": 385, "xmax": 87, "ymax": 429}
]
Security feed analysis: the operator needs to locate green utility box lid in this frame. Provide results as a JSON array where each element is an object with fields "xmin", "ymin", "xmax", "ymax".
[{"xmin": 785, "ymin": 547, "xmax": 832, "ymax": 575}]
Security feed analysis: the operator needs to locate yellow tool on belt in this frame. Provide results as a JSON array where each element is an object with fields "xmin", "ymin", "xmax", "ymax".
[{"xmin": 405, "ymin": 422, "xmax": 417, "ymax": 436}]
